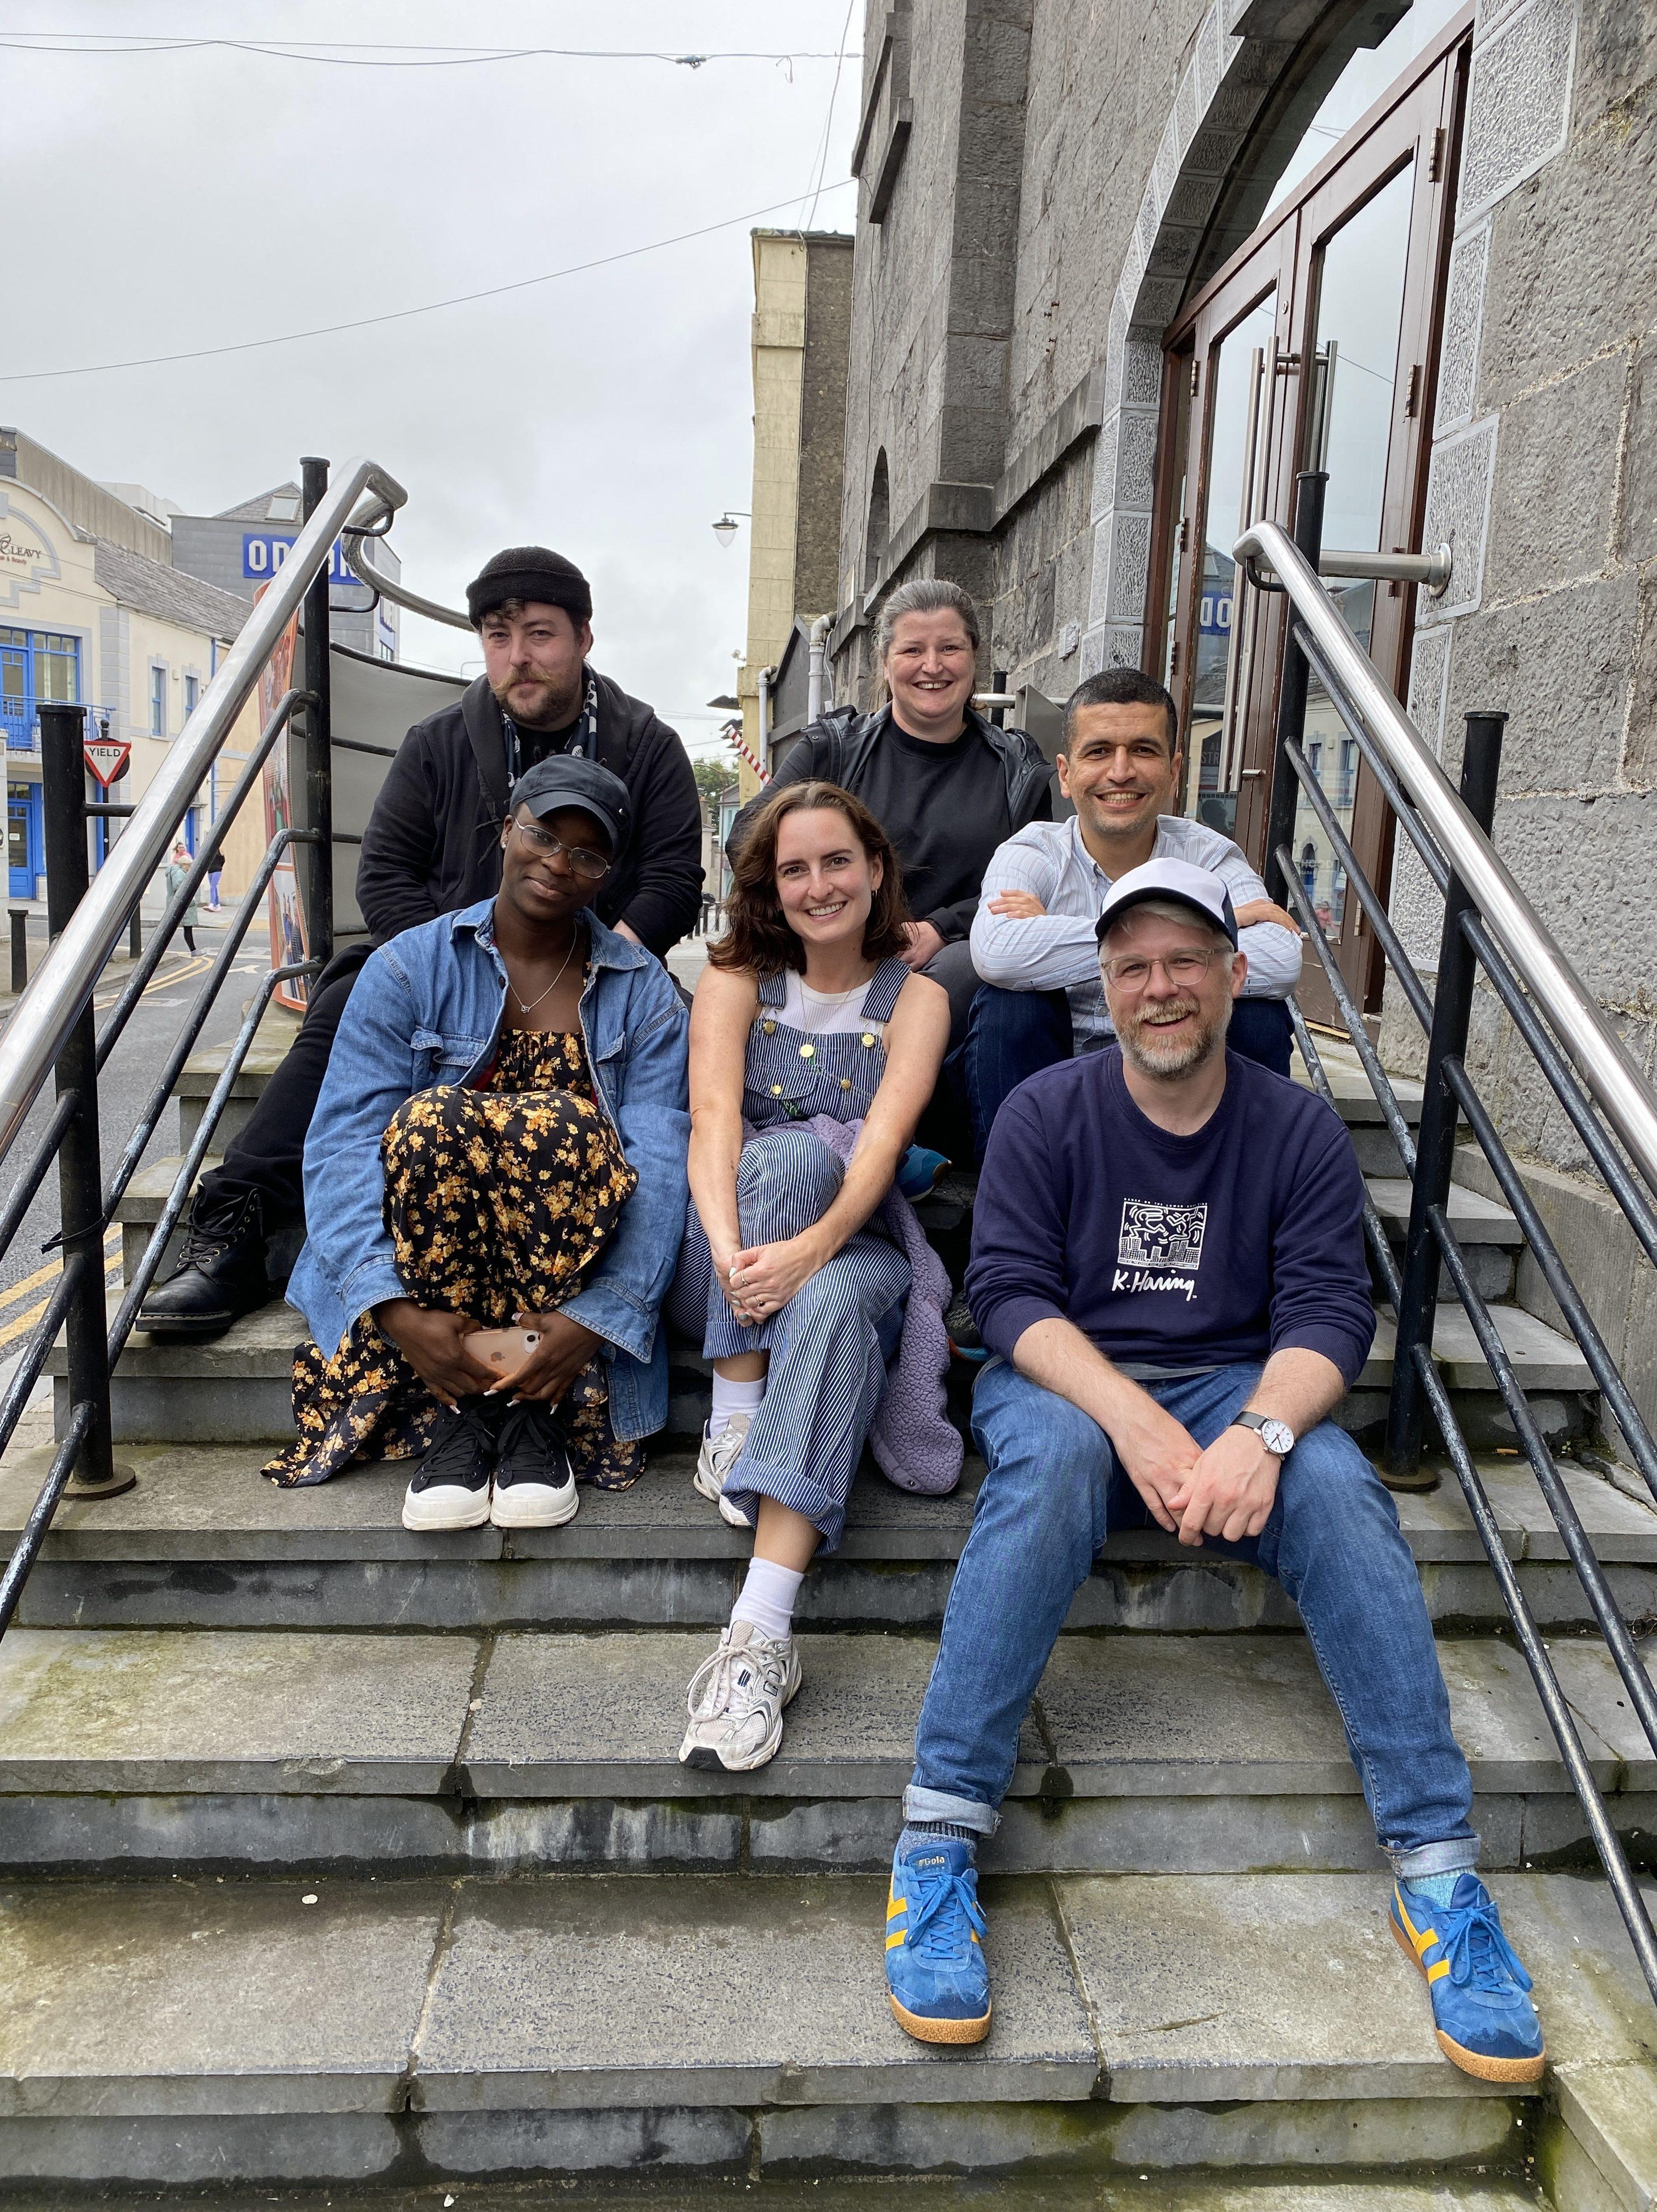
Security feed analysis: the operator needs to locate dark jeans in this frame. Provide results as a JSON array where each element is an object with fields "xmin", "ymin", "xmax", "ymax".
[
  {"xmin": 196, "ymin": 944, "xmax": 374, "ymax": 1266},
  {"xmin": 964, "ymin": 984, "xmax": 1296, "ymax": 1165}
]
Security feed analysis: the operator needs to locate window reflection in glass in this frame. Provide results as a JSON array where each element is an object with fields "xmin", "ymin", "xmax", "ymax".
[
  {"xmin": 1192, "ymin": 293, "xmax": 1276, "ymax": 835},
  {"xmin": 1294, "ymin": 162, "xmax": 1413, "ymax": 940}
]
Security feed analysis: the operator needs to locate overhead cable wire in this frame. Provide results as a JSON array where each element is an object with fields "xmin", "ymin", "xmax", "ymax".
[
  {"xmin": 801, "ymin": 0, "xmax": 858, "ymax": 229},
  {"xmin": 0, "ymin": 33, "xmax": 858, "ymax": 68},
  {"xmin": 0, "ymin": 182, "xmax": 856, "ymax": 385}
]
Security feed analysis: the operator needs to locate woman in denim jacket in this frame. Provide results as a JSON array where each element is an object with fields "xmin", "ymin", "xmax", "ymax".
[{"xmin": 270, "ymin": 758, "xmax": 689, "ymax": 1532}]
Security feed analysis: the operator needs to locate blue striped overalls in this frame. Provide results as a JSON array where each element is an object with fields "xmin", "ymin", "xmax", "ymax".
[{"xmin": 674, "ymin": 958, "xmax": 913, "ymax": 1548}]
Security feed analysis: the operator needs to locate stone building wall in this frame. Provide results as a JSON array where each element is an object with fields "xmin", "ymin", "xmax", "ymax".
[
  {"xmin": 834, "ymin": 0, "xmax": 1657, "ymax": 1449},
  {"xmin": 1382, "ymin": 0, "xmax": 1657, "ymax": 1446}
]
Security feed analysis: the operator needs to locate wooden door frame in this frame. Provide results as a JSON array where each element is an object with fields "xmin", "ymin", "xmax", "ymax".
[{"xmin": 1147, "ymin": 5, "xmax": 1473, "ymax": 1011}]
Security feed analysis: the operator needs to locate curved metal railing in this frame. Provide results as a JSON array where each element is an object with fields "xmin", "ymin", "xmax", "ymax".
[{"xmin": 1241, "ymin": 494, "xmax": 1657, "ymax": 2005}]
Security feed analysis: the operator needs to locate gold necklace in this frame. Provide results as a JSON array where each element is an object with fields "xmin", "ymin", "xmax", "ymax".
[{"xmin": 509, "ymin": 931, "xmax": 579, "ymax": 1019}]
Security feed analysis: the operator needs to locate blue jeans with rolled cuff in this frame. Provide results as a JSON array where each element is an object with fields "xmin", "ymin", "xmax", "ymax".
[
  {"xmin": 963, "ymin": 985, "xmax": 1296, "ymax": 1164},
  {"xmin": 906, "ymin": 1358, "xmax": 1478, "ymax": 1880},
  {"xmin": 671, "ymin": 1125, "xmax": 908, "ymax": 1551}
]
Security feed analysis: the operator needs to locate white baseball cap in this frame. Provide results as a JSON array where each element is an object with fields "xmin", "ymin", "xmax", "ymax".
[{"xmin": 1094, "ymin": 856, "xmax": 1240, "ymax": 948}]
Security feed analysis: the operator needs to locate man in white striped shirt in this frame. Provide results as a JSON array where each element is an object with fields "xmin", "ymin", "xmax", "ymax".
[{"xmin": 963, "ymin": 668, "xmax": 1303, "ymax": 1160}]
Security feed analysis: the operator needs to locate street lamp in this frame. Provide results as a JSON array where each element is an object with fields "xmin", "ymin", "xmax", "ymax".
[{"xmin": 711, "ymin": 510, "xmax": 750, "ymax": 549}]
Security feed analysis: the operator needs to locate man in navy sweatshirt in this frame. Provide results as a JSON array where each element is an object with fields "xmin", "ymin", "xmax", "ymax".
[{"xmin": 883, "ymin": 857, "xmax": 1545, "ymax": 2086}]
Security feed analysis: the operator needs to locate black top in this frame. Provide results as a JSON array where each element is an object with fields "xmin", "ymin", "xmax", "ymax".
[
  {"xmin": 856, "ymin": 721, "xmax": 1011, "ymax": 939},
  {"xmin": 727, "ymin": 703, "xmax": 1052, "ymax": 944},
  {"xmin": 354, "ymin": 670, "xmax": 703, "ymax": 957}
]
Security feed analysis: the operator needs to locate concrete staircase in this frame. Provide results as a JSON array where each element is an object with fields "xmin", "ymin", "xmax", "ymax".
[{"xmin": 2, "ymin": 1028, "xmax": 1653, "ymax": 2204}]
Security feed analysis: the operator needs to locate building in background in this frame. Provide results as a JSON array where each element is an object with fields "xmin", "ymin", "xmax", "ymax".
[
  {"xmin": 833, "ymin": 0, "xmax": 1657, "ymax": 1436},
  {"xmin": 734, "ymin": 228, "xmax": 853, "ymax": 796},
  {"xmin": 171, "ymin": 481, "xmax": 401, "ymax": 661},
  {"xmin": 0, "ymin": 430, "xmax": 263, "ymax": 904}
]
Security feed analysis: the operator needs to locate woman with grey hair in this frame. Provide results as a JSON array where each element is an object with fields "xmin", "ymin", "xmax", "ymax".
[{"xmin": 726, "ymin": 579, "xmax": 1050, "ymax": 1082}]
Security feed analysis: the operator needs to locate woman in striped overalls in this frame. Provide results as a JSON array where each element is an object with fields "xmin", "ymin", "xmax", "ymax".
[{"xmin": 675, "ymin": 782, "xmax": 951, "ymax": 1772}]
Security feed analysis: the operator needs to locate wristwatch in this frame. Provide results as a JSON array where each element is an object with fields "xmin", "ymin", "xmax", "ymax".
[{"xmin": 1231, "ymin": 1409, "xmax": 1295, "ymax": 1458}]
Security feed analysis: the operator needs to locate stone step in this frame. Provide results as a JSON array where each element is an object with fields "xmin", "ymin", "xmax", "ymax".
[
  {"xmin": 54, "ymin": 1288, "xmax": 1596, "ymax": 1449},
  {"xmin": 0, "ymin": 1623, "xmax": 1647, "ymax": 1878},
  {"xmin": 173, "ymin": 1008, "xmax": 302, "ymax": 1153},
  {"xmin": 4, "ymin": 1440, "xmax": 1654, "ymax": 1635},
  {"xmin": 0, "ymin": 1866, "xmax": 1644, "ymax": 2190}
]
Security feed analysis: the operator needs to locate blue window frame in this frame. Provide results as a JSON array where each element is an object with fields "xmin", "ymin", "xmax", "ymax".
[
  {"xmin": 150, "ymin": 665, "xmax": 167, "ymax": 737},
  {"xmin": 1, "ymin": 629, "xmax": 80, "ymax": 752}
]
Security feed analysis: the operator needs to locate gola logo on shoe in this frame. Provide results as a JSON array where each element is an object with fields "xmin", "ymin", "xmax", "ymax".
[{"xmin": 914, "ymin": 1853, "xmax": 948, "ymax": 1872}]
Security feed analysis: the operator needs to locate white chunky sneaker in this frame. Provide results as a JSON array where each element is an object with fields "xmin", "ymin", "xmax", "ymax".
[
  {"xmin": 692, "ymin": 1413, "xmax": 756, "ymax": 1528},
  {"xmin": 678, "ymin": 1619, "xmax": 802, "ymax": 1772}
]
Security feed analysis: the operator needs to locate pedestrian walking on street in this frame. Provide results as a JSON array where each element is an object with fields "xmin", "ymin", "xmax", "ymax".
[
  {"xmin": 208, "ymin": 863, "xmax": 223, "ymax": 911},
  {"xmin": 164, "ymin": 842, "xmax": 199, "ymax": 952}
]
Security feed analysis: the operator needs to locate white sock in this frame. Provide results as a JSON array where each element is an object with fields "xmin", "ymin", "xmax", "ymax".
[
  {"xmin": 730, "ymin": 1556, "xmax": 803, "ymax": 1644},
  {"xmin": 709, "ymin": 1372, "xmax": 765, "ymax": 1439}
]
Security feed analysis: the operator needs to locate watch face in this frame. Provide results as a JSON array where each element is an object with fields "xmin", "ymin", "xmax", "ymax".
[{"xmin": 1261, "ymin": 1418, "xmax": 1294, "ymax": 1458}]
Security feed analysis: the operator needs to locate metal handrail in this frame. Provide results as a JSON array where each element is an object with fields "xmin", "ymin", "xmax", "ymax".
[
  {"xmin": 1237, "ymin": 516, "xmax": 1657, "ymax": 1200},
  {"xmin": 341, "ymin": 518, "xmax": 471, "ymax": 632},
  {"xmin": 0, "ymin": 457, "xmax": 408, "ymax": 1160}
]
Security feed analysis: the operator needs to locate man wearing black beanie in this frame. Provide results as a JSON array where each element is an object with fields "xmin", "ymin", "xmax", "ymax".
[{"xmin": 139, "ymin": 546, "xmax": 702, "ymax": 1341}]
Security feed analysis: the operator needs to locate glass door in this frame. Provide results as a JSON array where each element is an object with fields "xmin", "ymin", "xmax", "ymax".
[{"xmin": 1156, "ymin": 19, "xmax": 1467, "ymax": 1016}]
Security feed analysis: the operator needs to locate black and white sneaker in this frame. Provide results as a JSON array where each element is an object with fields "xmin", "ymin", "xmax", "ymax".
[
  {"xmin": 401, "ymin": 1402, "xmax": 497, "ymax": 1532},
  {"xmin": 490, "ymin": 1399, "xmax": 580, "ymax": 1529}
]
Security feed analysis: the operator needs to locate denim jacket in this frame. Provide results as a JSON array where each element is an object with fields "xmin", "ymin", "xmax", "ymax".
[{"xmin": 286, "ymin": 900, "xmax": 690, "ymax": 1440}]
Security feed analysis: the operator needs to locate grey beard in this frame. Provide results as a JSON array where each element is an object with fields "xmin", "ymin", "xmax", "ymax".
[{"xmin": 1116, "ymin": 994, "xmax": 1232, "ymax": 1080}]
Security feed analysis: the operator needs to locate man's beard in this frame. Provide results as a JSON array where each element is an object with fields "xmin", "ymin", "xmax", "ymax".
[
  {"xmin": 1115, "ymin": 991, "xmax": 1231, "ymax": 1079},
  {"xmin": 491, "ymin": 668, "xmax": 579, "ymax": 730}
]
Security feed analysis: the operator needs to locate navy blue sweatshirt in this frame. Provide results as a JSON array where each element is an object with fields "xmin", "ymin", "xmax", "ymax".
[{"xmin": 966, "ymin": 1047, "xmax": 1376, "ymax": 1386}]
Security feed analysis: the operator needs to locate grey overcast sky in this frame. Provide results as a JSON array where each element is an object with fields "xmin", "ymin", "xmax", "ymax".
[{"xmin": 0, "ymin": 3, "xmax": 860, "ymax": 754}]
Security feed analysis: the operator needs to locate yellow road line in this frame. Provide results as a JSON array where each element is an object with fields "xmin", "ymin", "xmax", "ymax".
[
  {"xmin": 0, "ymin": 1230, "xmax": 121, "ymax": 1317},
  {"xmin": 0, "ymin": 1260, "xmax": 123, "ymax": 1351}
]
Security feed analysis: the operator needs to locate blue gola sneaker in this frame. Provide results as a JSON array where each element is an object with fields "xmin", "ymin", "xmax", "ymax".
[
  {"xmin": 884, "ymin": 1835, "xmax": 991, "ymax": 2045},
  {"xmin": 1392, "ymin": 1875, "xmax": 1545, "ymax": 2083}
]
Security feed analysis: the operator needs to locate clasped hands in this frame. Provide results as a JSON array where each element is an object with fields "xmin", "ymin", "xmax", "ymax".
[
  {"xmin": 1116, "ymin": 1395, "xmax": 1282, "ymax": 1547},
  {"xmin": 714, "ymin": 1230, "xmax": 827, "ymax": 1326},
  {"xmin": 374, "ymin": 1297, "xmax": 601, "ymax": 1409}
]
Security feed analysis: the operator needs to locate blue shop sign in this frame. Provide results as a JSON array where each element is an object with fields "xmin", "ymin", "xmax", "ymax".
[
  {"xmin": 1198, "ymin": 591, "xmax": 1232, "ymax": 636},
  {"xmin": 242, "ymin": 533, "xmax": 356, "ymax": 585}
]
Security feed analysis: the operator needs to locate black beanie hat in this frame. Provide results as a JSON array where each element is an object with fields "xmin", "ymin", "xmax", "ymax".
[{"xmin": 466, "ymin": 545, "xmax": 592, "ymax": 629}]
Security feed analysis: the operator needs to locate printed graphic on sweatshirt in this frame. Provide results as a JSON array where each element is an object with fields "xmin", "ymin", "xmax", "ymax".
[{"xmin": 1114, "ymin": 1199, "xmax": 1207, "ymax": 1301}]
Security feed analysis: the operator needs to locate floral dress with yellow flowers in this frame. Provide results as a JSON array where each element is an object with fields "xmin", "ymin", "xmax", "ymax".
[{"xmin": 264, "ymin": 1019, "xmax": 641, "ymax": 1488}]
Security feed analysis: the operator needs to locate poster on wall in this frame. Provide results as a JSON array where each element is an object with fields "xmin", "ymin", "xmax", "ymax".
[{"xmin": 254, "ymin": 584, "xmax": 310, "ymax": 1012}]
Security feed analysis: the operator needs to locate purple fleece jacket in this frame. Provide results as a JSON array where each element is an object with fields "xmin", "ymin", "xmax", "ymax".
[{"xmin": 966, "ymin": 1046, "xmax": 1376, "ymax": 1386}]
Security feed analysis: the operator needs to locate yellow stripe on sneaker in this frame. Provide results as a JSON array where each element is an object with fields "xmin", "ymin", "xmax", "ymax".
[
  {"xmin": 885, "ymin": 1931, "xmax": 907, "ymax": 1950},
  {"xmin": 887, "ymin": 1899, "xmax": 907, "ymax": 1922},
  {"xmin": 1427, "ymin": 1959, "xmax": 1450, "ymax": 1983},
  {"xmin": 1396, "ymin": 1895, "xmax": 1439, "ymax": 1958}
]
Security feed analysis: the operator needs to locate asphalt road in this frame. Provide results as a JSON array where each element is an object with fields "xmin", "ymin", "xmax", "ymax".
[{"xmin": 0, "ymin": 920, "xmax": 266, "ymax": 1340}]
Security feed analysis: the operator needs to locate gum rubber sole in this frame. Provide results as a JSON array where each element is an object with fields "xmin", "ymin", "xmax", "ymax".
[
  {"xmin": 1389, "ymin": 1910, "xmax": 1546, "ymax": 2083},
  {"xmin": 888, "ymin": 1992, "xmax": 992, "ymax": 2046}
]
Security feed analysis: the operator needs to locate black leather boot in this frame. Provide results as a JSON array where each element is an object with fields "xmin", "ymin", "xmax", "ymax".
[{"xmin": 137, "ymin": 1189, "xmax": 273, "ymax": 1340}]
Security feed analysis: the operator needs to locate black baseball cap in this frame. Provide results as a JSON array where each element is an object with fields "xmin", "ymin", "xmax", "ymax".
[
  {"xmin": 1094, "ymin": 857, "xmax": 1239, "ymax": 947},
  {"xmin": 508, "ymin": 756, "xmax": 631, "ymax": 858}
]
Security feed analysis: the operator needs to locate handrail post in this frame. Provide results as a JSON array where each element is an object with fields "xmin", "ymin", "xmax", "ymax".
[
  {"xmin": 1263, "ymin": 470, "xmax": 1327, "ymax": 904},
  {"xmin": 299, "ymin": 456, "xmax": 335, "ymax": 971},
  {"xmin": 1386, "ymin": 709, "xmax": 1507, "ymax": 1477},
  {"xmin": 38, "ymin": 704, "xmax": 133, "ymax": 1500}
]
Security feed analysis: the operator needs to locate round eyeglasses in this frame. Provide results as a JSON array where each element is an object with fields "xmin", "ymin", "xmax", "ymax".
[{"xmin": 510, "ymin": 819, "xmax": 612, "ymax": 881}]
